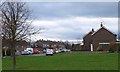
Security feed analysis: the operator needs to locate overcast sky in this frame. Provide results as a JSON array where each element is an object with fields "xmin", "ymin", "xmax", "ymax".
[{"xmin": 27, "ymin": 2, "xmax": 118, "ymax": 43}]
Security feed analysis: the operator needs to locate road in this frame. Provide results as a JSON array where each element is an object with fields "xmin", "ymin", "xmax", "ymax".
[{"xmin": 21, "ymin": 53, "xmax": 46, "ymax": 56}]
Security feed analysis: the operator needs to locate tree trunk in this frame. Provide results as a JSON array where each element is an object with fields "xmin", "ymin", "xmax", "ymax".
[
  {"xmin": 11, "ymin": 40, "xmax": 16, "ymax": 69},
  {"xmin": 12, "ymin": 47, "xmax": 16, "ymax": 69}
]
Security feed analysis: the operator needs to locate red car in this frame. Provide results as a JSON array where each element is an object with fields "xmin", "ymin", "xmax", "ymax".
[{"xmin": 33, "ymin": 49, "xmax": 39, "ymax": 54}]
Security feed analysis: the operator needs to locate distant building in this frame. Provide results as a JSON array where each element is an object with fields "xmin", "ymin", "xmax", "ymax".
[
  {"xmin": 34, "ymin": 40, "xmax": 65, "ymax": 50},
  {"xmin": 82, "ymin": 23, "xmax": 117, "ymax": 51},
  {"xmin": 72, "ymin": 44, "xmax": 81, "ymax": 51},
  {"xmin": 2, "ymin": 39, "xmax": 30, "ymax": 51}
]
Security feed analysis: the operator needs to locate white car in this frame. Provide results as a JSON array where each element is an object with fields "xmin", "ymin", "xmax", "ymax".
[
  {"xmin": 62, "ymin": 48, "xmax": 67, "ymax": 52},
  {"xmin": 21, "ymin": 48, "xmax": 33, "ymax": 55},
  {"xmin": 46, "ymin": 48, "xmax": 53, "ymax": 56},
  {"xmin": 67, "ymin": 49, "xmax": 71, "ymax": 52},
  {"xmin": 56, "ymin": 50, "xmax": 59, "ymax": 53},
  {"xmin": 21, "ymin": 51, "xmax": 29, "ymax": 55},
  {"xmin": 15, "ymin": 51, "xmax": 21, "ymax": 56}
]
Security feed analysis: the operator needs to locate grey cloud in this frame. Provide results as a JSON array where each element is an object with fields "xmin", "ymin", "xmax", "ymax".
[
  {"xmin": 27, "ymin": 2, "xmax": 118, "ymax": 41},
  {"xmin": 33, "ymin": 17, "xmax": 118, "ymax": 40},
  {"xmin": 27, "ymin": 2, "xmax": 118, "ymax": 20},
  {"xmin": 42, "ymin": 29, "xmax": 84, "ymax": 40}
]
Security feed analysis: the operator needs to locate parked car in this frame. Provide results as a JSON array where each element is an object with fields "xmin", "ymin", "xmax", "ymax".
[
  {"xmin": 53, "ymin": 48, "xmax": 56, "ymax": 54},
  {"xmin": 67, "ymin": 49, "xmax": 71, "ymax": 52},
  {"xmin": 24, "ymin": 48, "xmax": 33, "ymax": 54},
  {"xmin": 33, "ymin": 49, "xmax": 39, "ymax": 54},
  {"xmin": 46, "ymin": 48, "xmax": 53, "ymax": 56},
  {"xmin": 56, "ymin": 49, "xmax": 61, "ymax": 53},
  {"xmin": 43, "ymin": 49, "xmax": 46, "ymax": 53},
  {"xmin": 15, "ymin": 51, "xmax": 21, "ymax": 56},
  {"xmin": 21, "ymin": 51, "xmax": 29, "ymax": 55},
  {"xmin": 56, "ymin": 50, "xmax": 59, "ymax": 53},
  {"xmin": 21, "ymin": 48, "xmax": 33, "ymax": 55},
  {"xmin": 62, "ymin": 48, "xmax": 67, "ymax": 52}
]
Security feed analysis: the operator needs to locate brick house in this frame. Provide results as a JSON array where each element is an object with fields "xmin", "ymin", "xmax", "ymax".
[
  {"xmin": 82, "ymin": 23, "xmax": 117, "ymax": 51},
  {"xmin": 2, "ymin": 39, "xmax": 30, "ymax": 51}
]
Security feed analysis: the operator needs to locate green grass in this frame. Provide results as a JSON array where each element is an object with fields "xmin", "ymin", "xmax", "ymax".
[{"xmin": 2, "ymin": 53, "xmax": 118, "ymax": 70}]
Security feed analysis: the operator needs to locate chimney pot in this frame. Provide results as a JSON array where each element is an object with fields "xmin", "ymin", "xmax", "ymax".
[
  {"xmin": 92, "ymin": 28, "xmax": 94, "ymax": 32},
  {"xmin": 101, "ymin": 22, "xmax": 103, "ymax": 27}
]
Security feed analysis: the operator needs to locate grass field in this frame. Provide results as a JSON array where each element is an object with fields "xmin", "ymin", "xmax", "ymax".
[{"xmin": 2, "ymin": 53, "xmax": 118, "ymax": 70}]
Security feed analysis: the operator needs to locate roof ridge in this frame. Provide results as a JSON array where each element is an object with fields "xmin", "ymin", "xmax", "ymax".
[
  {"xmin": 91, "ymin": 26, "xmax": 116, "ymax": 35},
  {"xmin": 83, "ymin": 31, "xmax": 93, "ymax": 38}
]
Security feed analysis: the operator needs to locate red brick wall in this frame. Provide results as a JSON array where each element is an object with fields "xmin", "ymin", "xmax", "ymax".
[
  {"xmin": 83, "ymin": 32, "xmax": 93, "ymax": 51},
  {"xmin": 83, "ymin": 27, "xmax": 116, "ymax": 51},
  {"xmin": 92, "ymin": 28, "xmax": 116, "ymax": 51}
]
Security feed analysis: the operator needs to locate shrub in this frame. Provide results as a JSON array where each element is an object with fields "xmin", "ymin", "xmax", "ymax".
[
  {"xmin": 109, "ymin": 47, "xmax": 115, "ymax": 53},
  {"xmin": 109, "ymin": 42, "xmax": 115, "ymax": 53},
  {"xmin": 97, "ymin": 47, "xmax": 103, "ymax": 51}
]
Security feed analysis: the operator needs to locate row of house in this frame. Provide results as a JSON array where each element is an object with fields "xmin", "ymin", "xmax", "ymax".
[
  {"xmin": 2, "ymin": 22, "xmax": 119, "ymax": 52},
  {"xmin": 2, "ymin": 39, "xmax": 30, "ymax": 51},
  {"xmin": 2, "ymin": 39, "xmax": 66, "ymax": 51},
  {"xmin": 34, "ymin": 40, "xmax": 66, "ymax": 51}
]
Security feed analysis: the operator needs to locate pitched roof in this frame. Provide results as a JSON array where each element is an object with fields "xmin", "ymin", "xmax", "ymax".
[
  {"xmin": 91, "ymin": 26, "xmax": 116, "ymax": 36},
  {"xmin": 83, "ymin": 24, "xmax": 116, "ymax": 38},
  {"xmin": 83, "ymin": 31, "xmax": 93, "ymax": 38}
]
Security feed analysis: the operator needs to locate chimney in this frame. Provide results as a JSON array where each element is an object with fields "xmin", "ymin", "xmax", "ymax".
[
  {"xmin": 92, "ymin": 28, "xmax": 94, "ymax": 32},
  {"xmin": 100, "ymin": 22, "xmax": 103, "ymax": 27}
]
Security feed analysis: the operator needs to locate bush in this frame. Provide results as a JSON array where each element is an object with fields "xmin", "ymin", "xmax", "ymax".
[
  {"xmin": 109, "ymin": 42, "xmax": 115, "ymax": 53},
  {"xmin": 109, "ymin": 47, "xmax": 115, "ymax": 53},
  {"xmin": 97, "ymin": 47, "xmax": 103, "ymax": 51}
]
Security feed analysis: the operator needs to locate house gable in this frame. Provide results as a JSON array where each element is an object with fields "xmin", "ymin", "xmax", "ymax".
[
  {"xmin": 82, "ymin": 23, "xmax": 117, "ymax": 51},
  {"xmin": 91, "ymin": 26, "xmax": 116, "ymax": 51},
  {"xmin": 83, "ymin": 31, "xmax": 94, "ymax": 39},
  {"xmin": 92, "ymin": 26, "xmax": 116, "ymax": 36},
  {"xmin": 92, "ymin": 27, "xmax": 116, "ymax": 42}
]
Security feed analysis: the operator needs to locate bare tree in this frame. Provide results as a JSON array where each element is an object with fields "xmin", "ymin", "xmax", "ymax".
[{"xmin": 1, "ymin": 1, "xmax": 41, "ymax": 69}]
